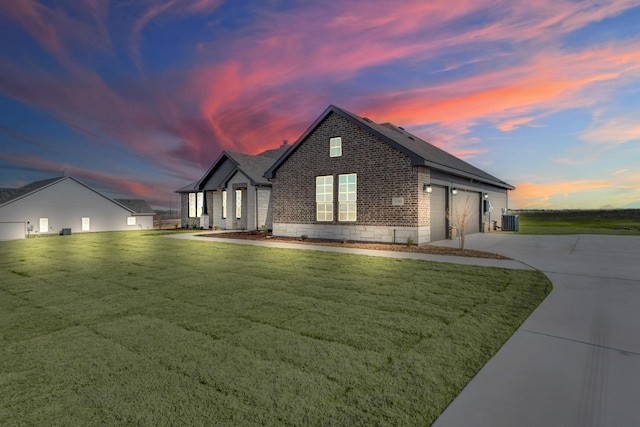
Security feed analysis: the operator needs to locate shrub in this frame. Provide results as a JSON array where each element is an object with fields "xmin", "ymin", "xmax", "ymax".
[{"xmin": 407, "ymin": 237, "xmax": 414, "ymax": 246}]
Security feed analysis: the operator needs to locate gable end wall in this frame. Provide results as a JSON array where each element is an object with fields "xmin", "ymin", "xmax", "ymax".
[{"xmin": 272, "ymin": 112, "xmax": 426, "ymax": 227}]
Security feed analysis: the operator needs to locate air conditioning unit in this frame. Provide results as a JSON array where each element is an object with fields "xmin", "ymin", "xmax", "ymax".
[{"xmin": 501, "ymin": 215, "xmax": 519, "ymax": 232}]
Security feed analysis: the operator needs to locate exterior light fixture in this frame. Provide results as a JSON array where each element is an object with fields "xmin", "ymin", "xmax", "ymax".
[
  {"xmin": 483, "ymin": 193, "xmax": 489, "ymax": 199},
  {"xmin": 423, "ymin": 184, "xmax": 432, "ymax": 193},
  {"xmin": 451, "ymin": 188, "xmax": 458, "ymax": 195}
]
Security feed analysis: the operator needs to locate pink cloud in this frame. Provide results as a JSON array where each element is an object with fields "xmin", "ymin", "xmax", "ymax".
[
  {"xmin": 511, "ymin": 180, "xmax": 614, "ymax": 208},
  {"xmin": 2, "ymin": 0, "xmax": 640, "ymax": 206},
  {"xmin": 497, "ymin": 117, "xmax": 536, "ymax": 132},
  {"xmin": 0, "ymin": 0, "xmax": 111, "ymax": 65}
]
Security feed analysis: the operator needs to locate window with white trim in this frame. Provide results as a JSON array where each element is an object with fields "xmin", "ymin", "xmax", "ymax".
[
  {"xmin": 197, "ymin": 192, "xmax": 203, "ymax": 217},
  {"xmin": 330, "ymin": 137, "xmax": 342, "ymax": 157},
  {"xmin": 222, "ymin": 190, "xmax": 227, "ymax": 219},
  {"xmin": 127, "ymin": 216, "xmax": 137, "ymax": 226},
  {"xmin": 188, "ymin": 192, "xmax": 203, "ymax": 218},
  {"xmin": 338, "ymin": 173, "xmax": 357, "ymax": 221},
  {"xmin": 316, "ymin": 175, "xmax": 333, "ymax": 221},
  {"xmin": 82, "ymin": 217, "xmax": 90, "ymax": 231},
  {"xmin": 235, "ymin": 189, "xmax": 242, "ymax": 219}
]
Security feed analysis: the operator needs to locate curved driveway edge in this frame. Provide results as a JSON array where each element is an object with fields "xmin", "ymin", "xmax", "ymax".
[{"xmin": 432, "ymin": 233, "xmax": 640, "ymax": 427}]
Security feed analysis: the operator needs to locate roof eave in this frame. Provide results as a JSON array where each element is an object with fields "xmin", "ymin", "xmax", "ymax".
[{"xmin": 425, "ymin": 160, "xmax": 515, "ymax": 190}]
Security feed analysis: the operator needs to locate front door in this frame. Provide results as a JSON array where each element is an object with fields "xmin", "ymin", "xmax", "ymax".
[
  {"xmin": 234, "ymin": 188, "xmax": 247, "ymax": 229},
  {"xmin": 39, "ymin": 217, "xmax": 49, "ymax": 234}
]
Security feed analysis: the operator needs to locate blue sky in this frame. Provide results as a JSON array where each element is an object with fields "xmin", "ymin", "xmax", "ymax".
[{"xmin": 1, "ymin": 0, "xmax": 639, "ymax": 209}]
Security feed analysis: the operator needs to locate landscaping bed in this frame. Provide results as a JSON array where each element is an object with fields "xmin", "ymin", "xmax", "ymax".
[{"xmin": 204, "ymin": 231, "xmax": 511, "ymax": 260}]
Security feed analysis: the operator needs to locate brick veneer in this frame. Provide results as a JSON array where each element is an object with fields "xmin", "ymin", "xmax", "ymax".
[{"xmin": 272, "ymin": 112, "xmax": 430, "ymax": 228}]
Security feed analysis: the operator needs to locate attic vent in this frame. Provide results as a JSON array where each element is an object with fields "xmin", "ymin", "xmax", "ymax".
[
  {"xmin": 399, "ymin": 127, "xmax": 405, "ymax": 130},
  {"xmin": 362, "ymin": 117, "xmax": 372, "ymax": 122},
  {"xmin": 408, "ymin": 136, "xmax": 414, "ymax": 140}
]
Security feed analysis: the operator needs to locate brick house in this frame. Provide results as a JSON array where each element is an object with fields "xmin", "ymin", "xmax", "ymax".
[
  {"xmin": 264, "ymin": 105, "xmax": 514, "ymax": 244},
  {"xmin": 176, "ymin": 145, "xmax": 289, "ymax": 230}
]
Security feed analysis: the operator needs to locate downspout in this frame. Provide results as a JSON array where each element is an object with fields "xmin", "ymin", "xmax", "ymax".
[{"xmin": 255, "ymin": 186, "xmax": 259, "ymax": 231}]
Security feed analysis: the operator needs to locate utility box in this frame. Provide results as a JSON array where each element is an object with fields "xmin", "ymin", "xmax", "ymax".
[
  {"xmin": 61, "ymin": 228, "xmax": 72, "ymax": 235},
  {"xmin": 501, "ymin": 215, "xmax": 519, "ymax": 232}
]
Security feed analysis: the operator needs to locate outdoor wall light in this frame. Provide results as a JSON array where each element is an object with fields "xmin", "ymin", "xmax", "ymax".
[
  {"xmin": 423, "ymin": 184, "xmax": 432, "ymax": 193},
  {"xmin": 484, "ymin": 192, "xmax": 489, "ymax": 199},
  {"xmin": 451, "ymin": 188, "xmax": 458, "ymax": 195}
]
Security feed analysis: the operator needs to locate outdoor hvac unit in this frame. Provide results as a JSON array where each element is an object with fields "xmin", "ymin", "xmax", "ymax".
[
  {"xmin": 501, "ymin": 215, "xmax": 519, "ymax": 232},
  {"xmin": 61, "ymin": 228, "xmax": 72, "ymax": 235}
]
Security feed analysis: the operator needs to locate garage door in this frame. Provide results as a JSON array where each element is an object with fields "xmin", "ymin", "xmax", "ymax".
[
  {"xmin": 453, "ymin": 190, "xmax": 480, "ymax": 235},
  {"xmin": 0, "ymin": 222, "xmax": 25, "ymax": 241},
  {"xmin": 429, "ymin": 186, "xmax": 447, "ymax": 242}
]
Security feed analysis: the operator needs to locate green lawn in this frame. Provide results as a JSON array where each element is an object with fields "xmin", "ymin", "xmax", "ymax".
[
  {"xmin": 0, "ymin": 232, "xmax": 550, "ymax": 426},
  {"xmin": 516, "ymin": 209, "xmax": 640, "ymax": 235}
]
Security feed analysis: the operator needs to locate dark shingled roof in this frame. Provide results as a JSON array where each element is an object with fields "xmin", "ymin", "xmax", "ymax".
[
  {"xmin": 176, "ymin": 144, "xmax": 290, "ymax": 193},
  {"xmin": 0, "ymin": 176, "xmax": 65, "ymax": 205},
  {"xmin": 115, "ymin": 199, "xmax": 155, "ymax": 215},
  {"xmin": 265, "ymin": 105, "xmax": 514, "ymax": 190}
]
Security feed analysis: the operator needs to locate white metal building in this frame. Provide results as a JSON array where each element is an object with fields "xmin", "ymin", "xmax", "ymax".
[{"xmin": 0, "ymin": 176, "xmax": 154, "ymax": 241}]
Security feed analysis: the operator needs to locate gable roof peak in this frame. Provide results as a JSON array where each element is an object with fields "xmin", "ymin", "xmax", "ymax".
[{"xmin": 265, "ymin": 104, "xmax": 514, "ymax": 190}]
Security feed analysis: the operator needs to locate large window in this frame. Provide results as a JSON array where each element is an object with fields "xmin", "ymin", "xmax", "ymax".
[
  {"xmin": 235, "ymin": 189, "xmax": 242, "ymax": 219},
  {"xmin": 188, "ymin": 192, "xmax": 204, "ymax": 218},
  {"xmin": 330, "ymin": 137, "xmax": 342, "ymax": 157},
  {"xmin": 222, "ymin": 190, "xmax": 227, "ymax": 219},
  {"xmin": 316, "ymin": 175, "xmax": 333, "ymax": 221},
  {"xmin": 338, "ymin": 173, "xmax": 357, "ymax": 221}
]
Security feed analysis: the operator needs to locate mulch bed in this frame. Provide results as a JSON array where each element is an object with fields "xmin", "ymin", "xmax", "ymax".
[{"xmin": 202, "ymin": 231, "xmax": 511, "ymax": 260}]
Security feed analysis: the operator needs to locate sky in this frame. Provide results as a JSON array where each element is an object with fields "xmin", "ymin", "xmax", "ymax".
[{"xmin": 1, "ymin": 0, "xmax": 640, "ymax": 210}]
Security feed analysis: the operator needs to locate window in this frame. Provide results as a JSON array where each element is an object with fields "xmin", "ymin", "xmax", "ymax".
[
  {"xmin": 235, "ymin": 189, "xmax": 242, "ymax": 219},
  {"xmin": 316, "ymin": 175, "xmax": 333, "ymax": 221},
  {"xmin": 222, "ymin": 190, "xmax": 227, "ymax": 219},
  {"xmin": 339, "ymin": 173, "xmax": 357, "ymax": 221},
  {"xmin": 197, "ymin": 192, "xmax": 203, "ymax": 217},
  {"xmin": 188, "ymin": 193, "xmax": 196, "ymax": 217},
  {"xmin": 330, "ymin": 137, "xmax": 342, "ymax": 157},
  {"xmin": 82, "ymin": 217, "xmax": 90, "ymax": 231},
  {"xmin": 127, "ymin": 216, "xmax": 137, "ymax": 226},
  {"xmin": 188, "ymin": 192, "xmax": 204, "ymax": 218}
]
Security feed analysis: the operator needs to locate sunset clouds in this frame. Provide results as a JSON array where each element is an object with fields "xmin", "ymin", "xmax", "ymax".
[{"xmin": 1, "ymin": 0, "xmax": 639, "ymax": 208}]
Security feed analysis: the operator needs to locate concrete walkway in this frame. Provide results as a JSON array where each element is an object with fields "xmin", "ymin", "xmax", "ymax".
[
  {"xmin": 432, "ymin": 233, "xmax": 640, "ymax": 427},
  {"xmin": 164, "ymin": 232, "xmax": 532, "ymax": 270}
]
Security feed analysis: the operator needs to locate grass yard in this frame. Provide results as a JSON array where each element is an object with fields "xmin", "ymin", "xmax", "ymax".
[
  {"xmin": 0, "ymin": 232, "xmax": 550, "ymax": 426},
  {"xmin": 516, "ymin": 209, "xmax": 640, "ymax": 235}
]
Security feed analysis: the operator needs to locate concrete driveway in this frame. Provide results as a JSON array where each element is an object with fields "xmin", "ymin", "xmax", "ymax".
[{"xmin": 433, "ymin": 234, "xmax": 640, "ymax": 427}]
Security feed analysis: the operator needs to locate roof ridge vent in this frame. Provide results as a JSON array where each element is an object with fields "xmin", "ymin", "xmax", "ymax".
[{"xmin": 362, "ymin": 117, "xmax": 372, "ymax": 122}]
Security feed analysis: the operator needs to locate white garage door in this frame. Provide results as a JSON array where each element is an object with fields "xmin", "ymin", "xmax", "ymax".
[
  {"xmin": 429, "ymin": 186, "xmax": 447, "ymax": 242},
  {"xmin": 0, "ymin": 222, "xmax": 25, "ymax": 241}
]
